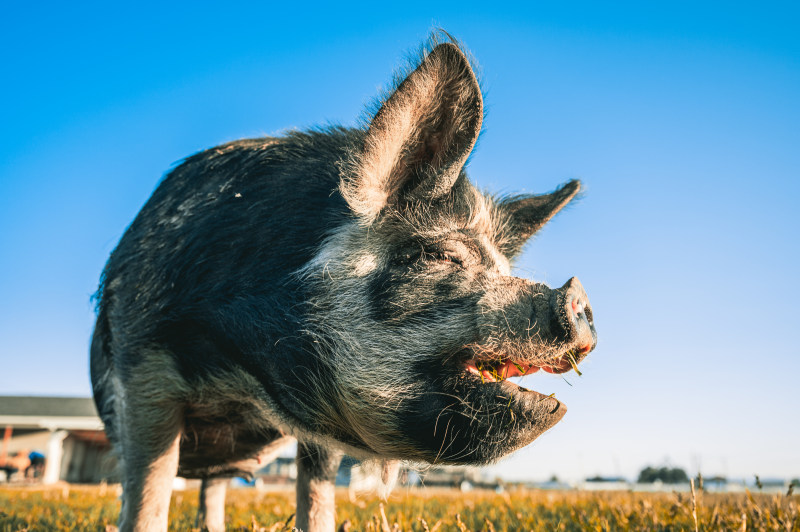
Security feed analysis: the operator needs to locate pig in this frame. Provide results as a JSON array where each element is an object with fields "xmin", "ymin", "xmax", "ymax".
[{"xmin": 90, "ymin": 32, "xmax": 596, "ymax": 532}]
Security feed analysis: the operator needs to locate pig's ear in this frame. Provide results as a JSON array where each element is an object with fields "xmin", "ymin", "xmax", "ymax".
[
  {"xmin": 340, "ymin": 41, "xmax": 483, "ymax": 223},
  {"xmin": 500, "ymin": 180, "xmax": 581, "ymax": 256}
]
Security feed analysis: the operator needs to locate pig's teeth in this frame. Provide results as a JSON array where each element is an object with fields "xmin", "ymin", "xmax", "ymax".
[
  {"xmin": 465, "ymin": 359, "xmax": 543, "ymax": 381},
  {"xmin": 481, "ymin": 370, "xmax": 497, "ymax": 382}
]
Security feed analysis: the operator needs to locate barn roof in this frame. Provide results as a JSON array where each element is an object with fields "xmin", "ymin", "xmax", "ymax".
[{"xmin": 0, "ymin": 396, "xmax": 102, "ymax": 430}]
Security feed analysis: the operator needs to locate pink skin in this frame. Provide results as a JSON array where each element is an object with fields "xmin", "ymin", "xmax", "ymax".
[
  {"xmin": 464, "ymin": 347, "xmax": 592, "ymax": 381},
  {"xmin": 465, "ymin": 360, "xmax": 541, "ymax": 382}
]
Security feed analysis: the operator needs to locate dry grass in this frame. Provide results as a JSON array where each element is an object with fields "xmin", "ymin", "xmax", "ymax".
[{"xmin": 0, "ymin": 484, "xmax": 798, "ymax": 531}]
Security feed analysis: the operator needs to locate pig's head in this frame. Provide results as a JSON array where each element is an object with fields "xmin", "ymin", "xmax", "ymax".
[{"xmin": 295, "ymin": 38, "xmax": 596, "ymax": 464}]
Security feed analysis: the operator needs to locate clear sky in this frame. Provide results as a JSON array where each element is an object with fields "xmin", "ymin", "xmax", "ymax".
[{"xmin": 1, "ymin": 2, "xmax": 798, "ymax": 483}]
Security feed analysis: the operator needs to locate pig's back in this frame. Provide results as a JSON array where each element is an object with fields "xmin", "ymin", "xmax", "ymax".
[{"xmin": 96, "ymin": 127, "xmax": 358, "ymax": 356}]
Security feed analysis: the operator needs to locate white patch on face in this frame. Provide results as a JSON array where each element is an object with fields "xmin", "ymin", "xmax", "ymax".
[
  {"xmin": 481, "ymin": 235, "xmax": 512, "ymax": 276},
  {"xmin": 295, "ymin": 222, "xmax": 360, "ymax": 281},
  {"xmin": 296, "ymin": 222, "xmax": 386, "ymax": 283},
  {"xmin": 470, "ymin": 189, "xmax": 512, "ymax": 276},
  {"xmin": 352, "ymin": 253, "xmax": 379, "ymax": 277}
]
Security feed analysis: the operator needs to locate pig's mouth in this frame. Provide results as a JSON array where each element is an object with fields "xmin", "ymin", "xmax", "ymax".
[{"xmin": 463, "ymin": 344, "xmax": 592, "ymax": 383}]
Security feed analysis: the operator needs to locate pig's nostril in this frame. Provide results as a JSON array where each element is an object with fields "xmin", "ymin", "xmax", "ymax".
[{"xmin": 570, "ymin": 298, "xmax": 584, "ymax": 318}]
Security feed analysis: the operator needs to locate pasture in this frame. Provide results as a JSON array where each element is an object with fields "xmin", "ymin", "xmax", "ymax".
[{"xmin": 1, "ymin": 484, "xmax": 797, "ymax": 531}]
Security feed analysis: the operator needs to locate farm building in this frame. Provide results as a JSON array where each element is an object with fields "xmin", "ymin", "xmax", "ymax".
[{"xmin": 0, "ymin": 395, "xmax": 116, "ymax": 484}]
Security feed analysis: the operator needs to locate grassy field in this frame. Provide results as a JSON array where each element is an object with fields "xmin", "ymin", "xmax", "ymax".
[{"xmin": 1, "ymin": 484, "xmax": 798, "ymax": 531}]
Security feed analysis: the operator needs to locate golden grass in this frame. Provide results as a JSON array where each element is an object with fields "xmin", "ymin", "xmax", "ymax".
[{"xmin": 0, "ymin": 484, "xmax": 798, "ymax": 531}]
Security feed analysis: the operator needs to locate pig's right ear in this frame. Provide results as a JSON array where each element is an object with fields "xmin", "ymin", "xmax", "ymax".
[
  {"xmin": 340, "ymin": 41, "xmax": 483, "ymax": 224},
  {"xmin": 500, "ymin": 179, "xmax": 582, "ymax": 256}
]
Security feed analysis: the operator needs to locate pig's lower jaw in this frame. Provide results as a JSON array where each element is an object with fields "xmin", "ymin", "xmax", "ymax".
[
  {"xmin": 414, "ymin": 348, "xmax": 588, "ymax": 462},
  {"xmin": 395, "ymin": 362, "xmax": 569, "ymax": 464}
]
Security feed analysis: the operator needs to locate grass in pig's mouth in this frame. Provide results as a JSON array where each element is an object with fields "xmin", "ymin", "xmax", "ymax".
[{"xmin": 463, "ymin": 347, "xmax": 586, "ymax": 384}]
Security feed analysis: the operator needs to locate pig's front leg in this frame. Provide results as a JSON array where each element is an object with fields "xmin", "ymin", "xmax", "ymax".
[{"xmin": 295, "ymin": 442, "xmax": 343, "ymax": 532}]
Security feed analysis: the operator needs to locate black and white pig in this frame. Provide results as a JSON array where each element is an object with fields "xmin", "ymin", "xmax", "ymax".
[{"xmin": 90, "ymin": 33, "xmax": 597, "ymax": 532}]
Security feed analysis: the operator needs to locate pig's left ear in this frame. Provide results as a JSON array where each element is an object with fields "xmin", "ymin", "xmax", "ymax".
[
  {"xmin": 340, "ymin": 40, "xmax": 483, "ymax": 223},
  {"xmin": 500, "ymin": 179, "xmax": 581, "ymax": 256}
]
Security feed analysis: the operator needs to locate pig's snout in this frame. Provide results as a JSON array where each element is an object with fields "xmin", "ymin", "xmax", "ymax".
[{"xmin": 552, "ymin": 277, "xmax": 596, "ymax": 352}]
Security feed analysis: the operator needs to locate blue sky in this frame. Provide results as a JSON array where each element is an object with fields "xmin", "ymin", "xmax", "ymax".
[{"xmin": 1, "ymin": 2, "xmax": 798, "ymax": 482}]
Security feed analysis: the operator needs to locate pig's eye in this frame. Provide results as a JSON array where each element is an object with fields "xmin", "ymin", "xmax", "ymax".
[
  {"xmin": 429, "ymin": 251, "xmax": 463, "ymax": 267},
  {"xmin": 395, "ymin": 246, "xmax": 467, "ymax": 268}
]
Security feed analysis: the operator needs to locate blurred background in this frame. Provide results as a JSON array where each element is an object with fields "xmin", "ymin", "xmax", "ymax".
[{"xmin": 1, "ymin": 2, "xmax": 797, "ymax": 487}]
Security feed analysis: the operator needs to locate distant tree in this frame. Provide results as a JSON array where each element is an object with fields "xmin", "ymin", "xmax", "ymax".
[
  {"xmin": 585, "ymin": 475, "xmax": 626, "ymax": 483},
  {"xmin": 705, "ymin": 475, "xmax": 728, "ymax": 485},
  {"xmin": 637, "ymin": 466, "xmax": 689, "ymax": 484}
]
